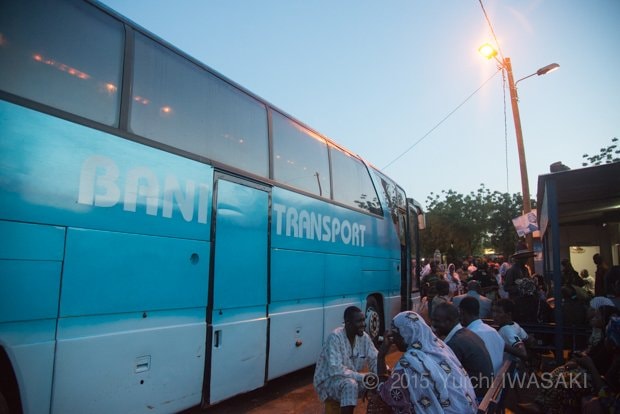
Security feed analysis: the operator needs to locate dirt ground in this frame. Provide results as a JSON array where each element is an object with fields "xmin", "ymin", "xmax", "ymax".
[
  {"xmin": 184, "ymin": 348, "xmax": 553, "ymax": 414},
  {"xmin": 184, "ymin": 349, "xmax": 403, "ymax": 414}
]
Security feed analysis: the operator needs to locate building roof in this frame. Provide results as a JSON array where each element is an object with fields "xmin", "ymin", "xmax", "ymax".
[{"xmin": 537, "ymin": 162, "xmax": 620, "ymax": 226}]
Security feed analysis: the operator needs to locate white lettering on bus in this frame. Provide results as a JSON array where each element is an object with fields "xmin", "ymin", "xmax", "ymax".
[
  {"xmin": 124, "ymin": 166, "xmax": 159, "ymax": 216},
  {"xmin": 78, "ymin": 155, "xmax": 209, "ymax": 224},
  {"xmin": 273, "ymin": 203, "xmax": 366, "ymax": 247}
]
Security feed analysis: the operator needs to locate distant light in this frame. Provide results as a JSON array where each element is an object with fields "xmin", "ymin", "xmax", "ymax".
[
  {"xmin": 104, "ymin": 83, "xmax": 117, "ymax": 94},
  {"xmin": 478, "ymin": 43, "xmax": 498, "ymax": 60},
  {"xmin": 33, "ymin": 53, "xmax": 90, "ymax": 80},
  {"xmin": 160, "ymin": 106, "xmax": 172, "ymax": 115},
  {"xmin": 134, "ymin": 96, "xmax": 149, "ymax": 105}
]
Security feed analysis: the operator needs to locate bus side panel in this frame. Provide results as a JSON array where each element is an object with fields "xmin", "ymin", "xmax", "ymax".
[
  {"xmin": 267, "ymin": 302, "xmax": 323, "ymax": 380},
  {"xmin": 209, "ymin": 310, "xmax": 267, "ymax": 404},
  {"xmin": 360, "ymin": 257, "xmax": 402, "ymax": 325},
  {"xmin": 270, "ymin": 249, "xmax": 325, "ymax": 302},
  {"xmin": 360, "ymin": 256, "xmax": 400, "ymax": 293},
  {"xmin": 53, "ymin": 228, "xmax": 209, "ymax": 412},
  {"xmin": 324, "ymin": 254, "xmax": 362, "ymax": 297},
  {"xmin": 0, "ymin": 321, "xmax": 56, "ymax": 414},
  {"xmin": 0, "ymin": 101, "xmax": 213, "ymax": 241},
  {"xmin": 0, "ymin": 261, "xmax": 60, "ymax": 413},
  {"xmin": 52, "ymin": 311, "xmax": 206, "ymax": 414},
  {"xmin": 0, "ymin": 221, "xmax": 65, "ymax": 414},
  {"xmin": 0, "ymin": 262, "xmax": 61, "ymax": 323},
  {"xmin": 60, "ymin": 228, "xmax": 209, "ymax": 316},
  {"xmin": 0, "ymin": 221, "xmax": 65, "ymax": 262}
]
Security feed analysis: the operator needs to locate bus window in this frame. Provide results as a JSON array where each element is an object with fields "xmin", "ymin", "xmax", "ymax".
[
  {"xmin": 130, "ymin": 32, "xmax": 269, "ymax": 177},
  {"xmin": 0, "ymin": 0, "xmax": 124, "ymax": 126},
  {"xmin": 330, "ymin": 148, "xmax": 382, "ymax": 215},
  {"xmin": 272, "ymin": 111, "xmax": 331, "ymax": 197}
]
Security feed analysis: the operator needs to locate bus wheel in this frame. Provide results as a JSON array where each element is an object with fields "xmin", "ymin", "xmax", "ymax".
[
  {"xmin": 365, "ymin": 297, "xmax": 382, "ymax": 342},
  {"xmin": 0, "ymin": 391, "xmax": 8, "ymax": 414}
]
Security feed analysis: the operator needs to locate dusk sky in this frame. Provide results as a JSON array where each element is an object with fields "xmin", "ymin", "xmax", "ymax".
[{"xmin": 100, "ymin": 0, "xmax": 620, "ymax": 209}]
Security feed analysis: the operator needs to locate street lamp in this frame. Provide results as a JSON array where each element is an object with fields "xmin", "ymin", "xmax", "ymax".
[{"xmin": 478, "ymin": 43, "xmax": 559, "ymax": 238}]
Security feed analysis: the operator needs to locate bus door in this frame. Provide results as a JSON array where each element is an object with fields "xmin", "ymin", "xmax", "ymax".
[
  {"xmin": 205, "ymin": 175, "xmax": 269, "ymax": 404},
  {"xmin": 398, "ymin": 208, "xmax": 410, "ymax": 311}
]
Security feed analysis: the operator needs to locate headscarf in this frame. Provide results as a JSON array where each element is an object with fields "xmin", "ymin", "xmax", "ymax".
[
  {"xmin": 388, "ymin": 311, "xmax": 477, "ymax": 413},
  {"xmin": 446, "ymin": 263, "xmax": 461, "ymax": 295},
  {"xmin": 590, "ymin": 296, "xmax": 615, "ymax": 310},
  {"xmin": 499, "ymin": 262, "xmax": 510, "ymax": 279},
  {"xmin": 497, "ymin": 262, "xmax": 511, "ymax": 298}
]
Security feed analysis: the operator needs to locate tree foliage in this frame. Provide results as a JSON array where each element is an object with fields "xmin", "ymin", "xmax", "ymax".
[
  {"xmin": 582, "ymin": 137, "xmax": 619, "ymax": 166},
  {"xmin": 419, "ymin": 184, "xmax": 529, "ymax": 261}
]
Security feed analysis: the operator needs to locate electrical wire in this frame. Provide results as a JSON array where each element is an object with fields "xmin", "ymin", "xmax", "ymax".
[
  {"xmin": 479, "ymin": 0, "xmax": 511, "ymax": 194},
  {"xmin": 478, "ymin": 0, "xmax": 505, "ymax": 62},
  {"xmin": 382, "ymin": 68, "xmax": 502, "ymax": 170},
  {"xmin": 502, "ymin": 69, "xmax": 510, "ymax": 193}
]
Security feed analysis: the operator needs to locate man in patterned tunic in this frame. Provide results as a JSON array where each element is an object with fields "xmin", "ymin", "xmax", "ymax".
[{"xmin": 313, "ymin": 306, "xmax": 382, "ymax": 413}]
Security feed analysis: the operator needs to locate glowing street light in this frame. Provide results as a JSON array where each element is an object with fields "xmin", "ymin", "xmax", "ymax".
[
  {"xmin": 478, "ymin": 43, "xmax": 498, "ymax": 60},
  {"xmin": 478, "ymin": 43, "xmax": 559, "ymax": 224}
]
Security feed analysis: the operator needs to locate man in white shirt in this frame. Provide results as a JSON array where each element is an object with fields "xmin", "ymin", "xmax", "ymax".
[
  {"xmin": 313, "ymin": 306, "xmax": 386, "ymax": 413},
  {"xmin": 458, "ymin": 296, "xmax": 505, "ymax": 375},
  {"xmin": 493, "ymin": 298, "xmax": 529, "ymax": 362}
]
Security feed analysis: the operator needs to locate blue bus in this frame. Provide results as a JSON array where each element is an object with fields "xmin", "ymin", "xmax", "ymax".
[{"xmin": 0, "ymin": 1, "xmax": 424, "ymax": 412}]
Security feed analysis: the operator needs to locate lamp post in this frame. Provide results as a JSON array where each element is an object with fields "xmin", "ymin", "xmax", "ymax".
[{"xmin": 478, "ymin": 44, "xmax": 559, "ymax": 252}]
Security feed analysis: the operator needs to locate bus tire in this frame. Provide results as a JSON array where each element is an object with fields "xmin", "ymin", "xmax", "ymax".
[{"xmin": 365, "ymin": 297, "xmax": 383, "ymax": 343}]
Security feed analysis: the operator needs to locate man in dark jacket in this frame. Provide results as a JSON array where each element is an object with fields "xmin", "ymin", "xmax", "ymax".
[
  {"xmin": 593, "ymin": 253, "xmax": 609, "ymax": 296},
  {"xmin": 431, "ymin": 302, "xmax": 494, "ymax": 400},
  {"xmin": 503, "ymin": 243, "xmax": 536, "ymax": 299}
]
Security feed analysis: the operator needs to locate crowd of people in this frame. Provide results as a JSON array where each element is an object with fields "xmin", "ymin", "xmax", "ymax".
[{"xmin": 313, "ymin": 247, "xmax": 620, "ymax": 413}]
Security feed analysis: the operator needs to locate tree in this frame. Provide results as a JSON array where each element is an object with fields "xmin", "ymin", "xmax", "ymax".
[
  {"xmin": 419, "ymin": 184, "xmax": 527, "ymax": 260},
  {"xmin": 582, "ymin": 137, "xmax": 619, "ymax": 166}
]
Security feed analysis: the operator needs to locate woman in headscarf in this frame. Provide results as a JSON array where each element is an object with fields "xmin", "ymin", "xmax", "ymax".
[
  {"xmin": 520, "ymin": 305, "xmax": 620, "ymax": 413},
  {"xmin": 587, "ymin": 296, "xmax": 616, "ymax": 353},
  {"xmin": 573, "ymin": 314, "xmax": 620, "ymax": 413},
  {"xmin": 497, "ymin": 262, "xmax": 511, "ymax": 299},
  {"xmin": 445, "ymin": 263, "xmax": 461, "ymax": 297},
  {"xmin": 376, "ymin": 311, "xmax": 477, "ymax": 413},
  {"xmin": 586, "ymin": 315, "xmax": 620, "ymax": 412}
]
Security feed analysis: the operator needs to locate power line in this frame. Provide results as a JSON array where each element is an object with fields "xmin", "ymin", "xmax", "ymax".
[
  {"xmin": 479, "ymin": 0, "xmax": 511, "ymax": 194},
  {"xmin": 478, "ymin": 0, "xmax": 505, "ymax": 62},
  {"xmin": 382, "ymin": 68, "xmax": 502, "ymax": 170}
]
